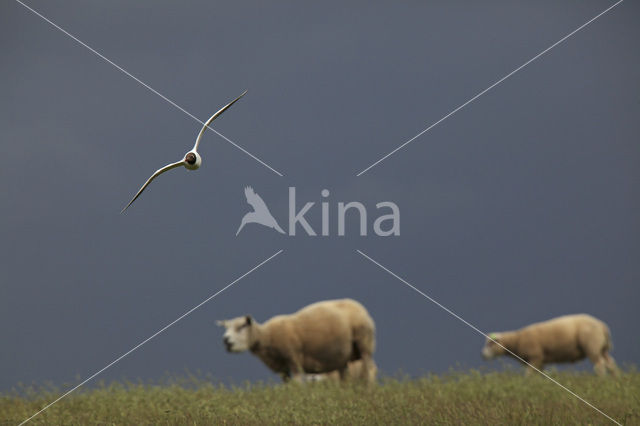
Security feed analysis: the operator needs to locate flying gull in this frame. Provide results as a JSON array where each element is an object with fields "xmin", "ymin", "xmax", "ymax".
[{"xmin": 121, "ymin": 90, "xmax": 247, "ymax": 213}]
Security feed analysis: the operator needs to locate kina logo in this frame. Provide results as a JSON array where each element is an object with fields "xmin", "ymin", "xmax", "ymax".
[
  {"xmin": 236, "ymin": 187, "xmax": 400, "ymax": 237},
  {"xmin": 236, "ymin": 186, "xmax": 286, "ymax": 236}
]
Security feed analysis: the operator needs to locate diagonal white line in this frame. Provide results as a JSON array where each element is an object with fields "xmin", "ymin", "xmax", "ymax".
[
  {"xmin": 356, "ymin": 249, "xmax": 621, "ymax": 425},
  {"xmin": 14, "ymin": 0, "xmax": 284, "ymax": 177},
  {"xmin": 356, "ymin": 0, "xmax": 624, "ymax": 176},
  {"xmin": 18, "ymin": 249, "xmax": 284, "ymax": 426}
]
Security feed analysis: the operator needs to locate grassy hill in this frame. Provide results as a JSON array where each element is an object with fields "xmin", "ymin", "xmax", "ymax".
[{"xmin": 2, "ymin": 370, "xmax": 638, "ymax": 425}]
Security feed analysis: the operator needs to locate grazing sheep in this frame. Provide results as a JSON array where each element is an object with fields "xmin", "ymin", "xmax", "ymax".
[
  {"xmin": 482, "ymin": 314, "xmax": 619, "ymax": 376},
  {"xmin": 217, "ymin": 299, "xmax": 376, "ymax": 383}
]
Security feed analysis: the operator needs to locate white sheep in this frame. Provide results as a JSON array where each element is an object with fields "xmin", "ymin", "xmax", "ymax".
[
  {"xmin": 482, "ymin": 314, "xmax": 619, "ymax": 376},
  {"xmin": 217, "ymin": 299, "xmax": 377, "ymax": 383}
]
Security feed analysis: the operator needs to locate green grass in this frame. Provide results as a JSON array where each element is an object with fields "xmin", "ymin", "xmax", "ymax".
[{"xmin": 2, "ymin": 370, "xmax": 639, "ymax": 425}]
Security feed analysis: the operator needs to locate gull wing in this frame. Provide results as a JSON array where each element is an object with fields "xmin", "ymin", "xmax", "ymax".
[
  {"xmin": 121, "ymin": 161, "xmax": 184, "ymax": 213},
  {"xmin": 192, "ymin": 90, "xmax": 248, "ymax": 151},
  {"xmin": 244, "ymin": 186, "xmax": 269, "ymax": 213}
]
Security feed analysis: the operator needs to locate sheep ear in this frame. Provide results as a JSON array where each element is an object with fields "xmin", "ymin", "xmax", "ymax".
[
  {"xmin": 245, "ymin": 315, "xmax": 252, "ymax": 325},
  {"xmin": 489, "ymin": 333, "xmax": 499, "ymax": 341},
  {"xmin": 216, "ymin": 320, "xmax": 225, "ymax": 327}
]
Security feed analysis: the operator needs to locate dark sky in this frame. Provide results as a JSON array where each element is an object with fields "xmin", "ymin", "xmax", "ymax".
[{"xmin": 1, "ymin": 0, "xmax": 638, "ymax": 392}]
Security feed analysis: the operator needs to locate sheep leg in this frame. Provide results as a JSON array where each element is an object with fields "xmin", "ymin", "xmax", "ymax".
[
  {"xmin": 604, "ymin": 353, "xmax": 620, "ymax": 376},
  {"xmin": 281, "ymin": 364, "xmax": 303, "ymax": 383},
  {"xmin": 337, "ymin": 365, "xmax": 349, "ymax": 382},
  {"xmin": 286, "ymin": 361, "xmax": 305, "ymax": 383},
  {"xmin": 280, "ymin": 372, "xmax": 291, "ymax": 383},
  {"xmin": 291, "ymin": 374, "xmax": 305, "ymax": 383},
  {"xmin": 358, "ymin": 356, "xmax": 377, "ymax": 384},
  {"xmin": 363, "ymin": 358, "xmax": 378, "ymax": 384},
  {"xmin": 587, "ymin": 350, "xmax": 608, "ymax": 376},
  {"xmin": 593, "ymin": 358, "xmax": 607, "ymax": 376},
  {"xmin": 524, "ymin": 359, "xmax": 543, "ymax": 377}
]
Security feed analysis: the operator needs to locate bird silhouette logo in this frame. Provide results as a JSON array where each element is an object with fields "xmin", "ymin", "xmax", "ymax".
[{"xmin": 236, "ymin": 186, "xmax": 285, "ymax": 236}]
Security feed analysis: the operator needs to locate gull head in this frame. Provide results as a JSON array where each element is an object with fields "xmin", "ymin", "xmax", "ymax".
[{"xmin": 184, "ymin": 151, "xmax": 202, "ymax": 170}]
